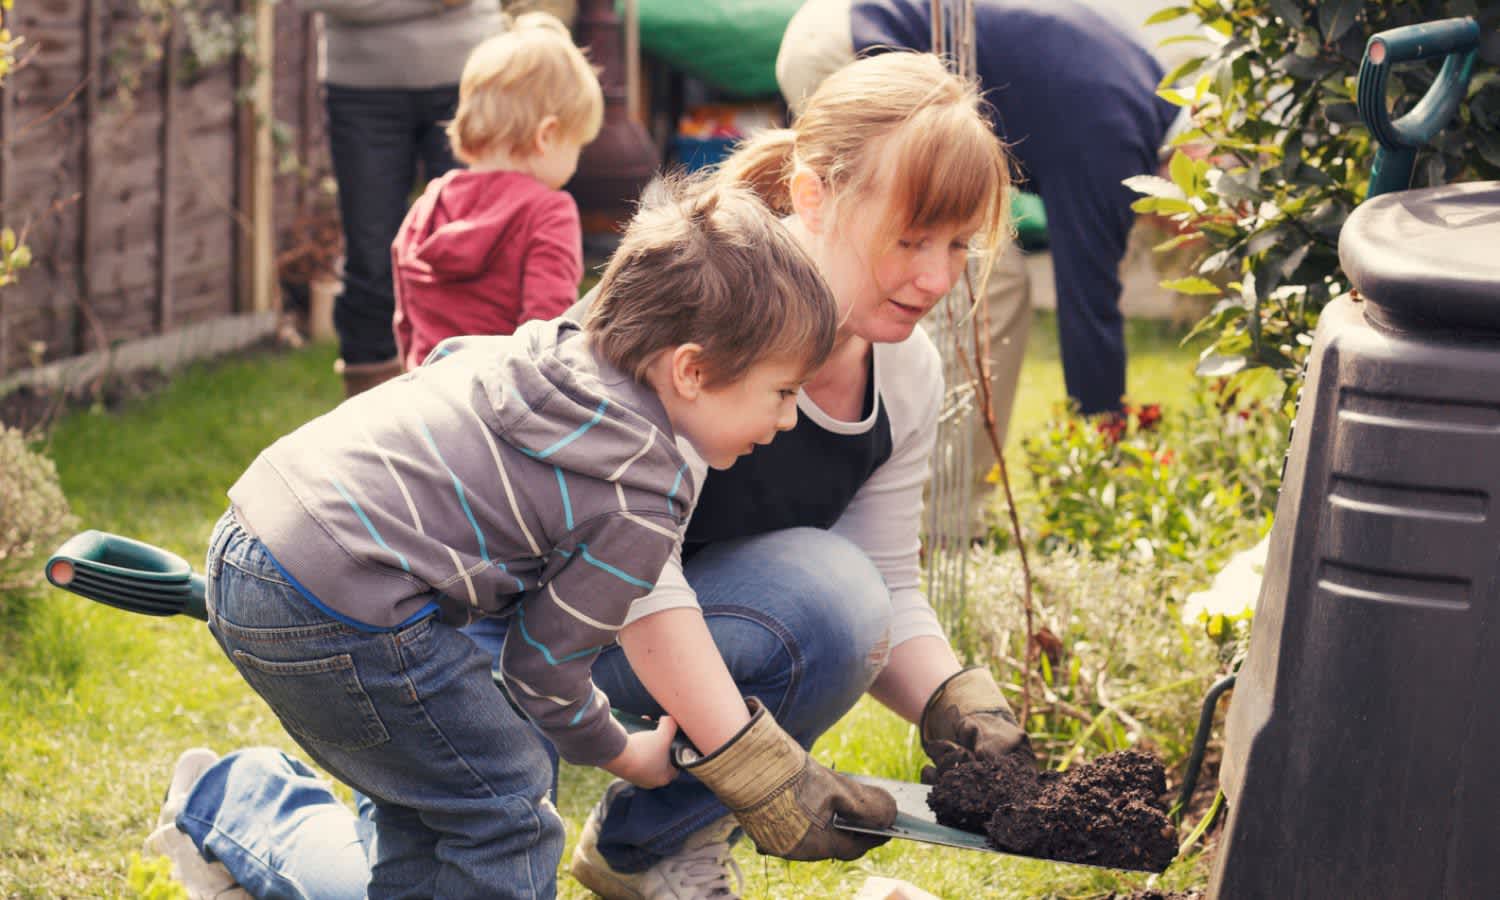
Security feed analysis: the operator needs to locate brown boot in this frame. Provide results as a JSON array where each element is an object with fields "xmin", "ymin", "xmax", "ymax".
[{"xmin": 334, "ymin": 357, "xmax": 402, "ymax": 398}]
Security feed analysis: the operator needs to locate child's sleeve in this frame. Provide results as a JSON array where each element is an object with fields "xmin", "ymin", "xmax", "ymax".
[
  {"xmin": 519, "ymin": 193, "xmax": 584, "ymax": 325},
  {"xmin": 499, "ymin": 508, "xmax": 679, "ymax": 766}
]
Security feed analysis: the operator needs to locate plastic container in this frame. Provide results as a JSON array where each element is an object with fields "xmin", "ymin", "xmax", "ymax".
[{"xmin": 1210, "ymin": 181, "xmax": 1500, "ymax": 898}]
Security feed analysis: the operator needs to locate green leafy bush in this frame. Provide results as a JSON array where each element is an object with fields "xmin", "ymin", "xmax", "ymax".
[
  {"xmin": 1137, "ymin": 0, "xmax": 1500, "ymax": 385},
  {"xmin": 0, "ymin": 426, "xmax": 76, "ymax": 592},
  {"xmin": 1016, "ymin": 388, "xmax": 1287, "ymax": 573}
]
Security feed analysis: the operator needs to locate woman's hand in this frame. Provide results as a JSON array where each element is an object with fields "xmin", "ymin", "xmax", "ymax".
[
  {"xmin": 602, "ymin": 715, "xmax": 680, "ymax": 789},
  {"xmin": 919, "ymin": 667, "xmax": 1034, "ymax": 773}
]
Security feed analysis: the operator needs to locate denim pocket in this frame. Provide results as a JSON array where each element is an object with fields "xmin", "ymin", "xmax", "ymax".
[{"xmin": 231, "ymin": 650, "xmax": 391, "ymax": 751}]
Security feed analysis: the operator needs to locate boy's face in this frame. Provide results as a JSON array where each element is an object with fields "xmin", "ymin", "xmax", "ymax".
[{"xmin": 679, "ymin": 356, "xmax": 807, "ymax": 470}]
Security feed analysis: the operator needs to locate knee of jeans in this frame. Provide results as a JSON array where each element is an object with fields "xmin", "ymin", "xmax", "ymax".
[{"xmin": 767, "ymin": 529, "xmax": 893, "ymax": 682}]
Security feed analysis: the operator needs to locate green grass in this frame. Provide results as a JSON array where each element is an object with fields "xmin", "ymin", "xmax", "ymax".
[{"xmin": 0, "ymin": 314, "xmax": 1213, "ymax": 898}]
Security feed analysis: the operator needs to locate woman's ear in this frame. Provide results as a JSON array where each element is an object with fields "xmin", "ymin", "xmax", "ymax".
[
  {"xmin": 789, "ymin": 166, "xmax": 827, "ymax": 234},
  {"xmin": 668, "ymin": 343, "xmax": 707, "ymax": 399}
]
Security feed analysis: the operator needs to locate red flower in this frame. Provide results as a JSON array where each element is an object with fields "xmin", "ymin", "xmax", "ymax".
[
  {"xmin": 1136, "ymin": 403, "xmax": 1163, "ymax": 430},
  {"xmin": 1096, "ymin": 416, "xmax": 1127, "ymax": 444}
]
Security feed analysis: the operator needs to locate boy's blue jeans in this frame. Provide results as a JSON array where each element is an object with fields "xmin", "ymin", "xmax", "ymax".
[
  {"xmin": 184, "ymin": 525, "xmax": 892, "ymax": 895},
  {"xmin": 202, "ymin": 510, "xmax": 563, "ymax": 899}
]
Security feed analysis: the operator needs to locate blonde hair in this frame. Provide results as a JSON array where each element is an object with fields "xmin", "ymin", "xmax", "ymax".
[
  {"xmin": 446, "ymin": 12, "xmax": 603, "ymax": 165},
  {"xmin": 720, "ymin": 52, "xmax": 1010, "ymax": 273},
  {"xmin": 588, "ymin": 177, "xmax": 838, "ymax": 389}
]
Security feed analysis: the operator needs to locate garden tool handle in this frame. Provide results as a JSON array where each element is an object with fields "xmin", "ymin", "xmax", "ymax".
[
  {"xmin": 1358, "ymin": 17, "xmax": 1480, "ymax": 198},
  {"xmin": 613, "ymin": 708, "xmax": 697, "ymax": 767},
  {"xmin": 45, "ymin": 530, "xmax": 208, "ymax": 621}
]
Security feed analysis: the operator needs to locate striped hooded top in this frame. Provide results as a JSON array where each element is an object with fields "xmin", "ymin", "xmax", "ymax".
[{"xmin": 228, "ymin": 317, "xmax": 693, "ymax": 765}]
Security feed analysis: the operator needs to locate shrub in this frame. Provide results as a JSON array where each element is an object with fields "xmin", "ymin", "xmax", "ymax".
[
  {"xmin": 0, "ymin": 426, "xmax": 76, "ymax": 593},
  {"xmin": 1015, "ymin": 388, "xmax": 1287, "ymax": 574},
  {"xmin": 1136, "ymin": 0, "xmax": 1500, "ymax": 388},
  {"xmin": 964, "ymin": 547, "xmax": 1226, "ymax": 770}
]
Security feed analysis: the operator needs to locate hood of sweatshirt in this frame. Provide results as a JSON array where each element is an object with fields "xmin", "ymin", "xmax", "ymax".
[{"xmin": 395, "ymin": 169, "xmax": 555, "ymax": 282}]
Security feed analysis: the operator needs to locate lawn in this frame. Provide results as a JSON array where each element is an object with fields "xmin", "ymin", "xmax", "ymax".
[{"xmin": 0, "ymin": 311, "xmax": 1215, "ymax": 898}]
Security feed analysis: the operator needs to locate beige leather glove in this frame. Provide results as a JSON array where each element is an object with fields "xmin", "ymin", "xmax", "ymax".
[
  {"xmin": 920, "ymin": 666, "xmax": 1034, "ymax": 772},
  {"xmin": 682, "ymin": 698, "xmax": 897, "ymax": 861}
]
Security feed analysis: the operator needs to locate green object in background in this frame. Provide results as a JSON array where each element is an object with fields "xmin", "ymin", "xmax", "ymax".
[
  {"xmin": 620, "ymin": 0, "xmax": 802, "ymax": 98},
  {"xmin": 1011, "ymin": 189, "xmax": 1048, "ymax": 251}
]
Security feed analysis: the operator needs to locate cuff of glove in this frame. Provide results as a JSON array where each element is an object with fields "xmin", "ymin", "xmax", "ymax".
[
  {"xmin": 919, "ymin": 666, "xmax": 1015, "ymax": 744},
  {"xmin": 682, "ymin": 697, "xmax": 803, "ymax": 810}
]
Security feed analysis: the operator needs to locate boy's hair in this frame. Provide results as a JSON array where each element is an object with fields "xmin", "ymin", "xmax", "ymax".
[
  {"xmin": 588, "ymin": 177, "xmax": 838, "ymax": 389},
  {"xmin": 446, "ymin": 12, "xmax": 604, "ymax": 165}
]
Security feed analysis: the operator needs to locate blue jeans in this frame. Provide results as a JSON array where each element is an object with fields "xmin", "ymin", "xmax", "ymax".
[
  {"xmin": 204, "ymin": 510, "xmax": 563, "ymax": 898},
  {"xmin": 178, "ymin": 747, "xmax": 375, "ymax": 900},
  {"xmin": 325, "ymin": 84, "xmax": 460, "ymax": 365},
  {"xmin": 584, "ymin": 527, "xmax": 894, "ymax": 872},
  {"xmin": 186, "ymin": 526, "xmax": 892, "ymax": 893}
]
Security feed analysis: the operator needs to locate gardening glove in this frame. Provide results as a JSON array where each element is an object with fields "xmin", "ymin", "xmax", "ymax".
[
  {"xmin": 681, "ymin": 697, "xmax": 897, "ymax": 861},
  {"xmin": 920, "ymin": 666, "xmax": 1034, "ymax": 777}
]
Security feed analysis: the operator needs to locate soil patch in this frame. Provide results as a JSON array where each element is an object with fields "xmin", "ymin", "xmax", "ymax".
[{"xmin": 926, "ymin": 749, "xmax": 1178, "ymax": 872}]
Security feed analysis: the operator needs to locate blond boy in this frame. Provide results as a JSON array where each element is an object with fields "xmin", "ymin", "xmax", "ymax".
[{"xmin": 392, "ymin": 12, "xmax": 602, "ymax": 372}]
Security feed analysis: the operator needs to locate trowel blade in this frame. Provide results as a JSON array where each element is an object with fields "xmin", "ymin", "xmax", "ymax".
[{"xmin": 833, "ymin": 774, "xmax": 1163, "ymax": 872}]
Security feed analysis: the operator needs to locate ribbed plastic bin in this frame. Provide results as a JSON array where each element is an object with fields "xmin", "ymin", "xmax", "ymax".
[{"xmin": 1211, "ymin": 180, "xmax": 1500, "ymax": 898}]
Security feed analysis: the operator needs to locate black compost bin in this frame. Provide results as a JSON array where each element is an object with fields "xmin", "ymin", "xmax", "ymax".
[{"xmin": 1210, "ymin": 180, "xmax": 1500, "ymax": 898}]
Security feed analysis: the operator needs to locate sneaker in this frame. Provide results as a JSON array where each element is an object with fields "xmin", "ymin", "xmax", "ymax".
[
  {"xmin": 570, "ymin": 782, "xmax": 743, "ymax": 899},
  {"xmin": 142, "ymin": 748, "xmax": 252, "ymax": 900}
]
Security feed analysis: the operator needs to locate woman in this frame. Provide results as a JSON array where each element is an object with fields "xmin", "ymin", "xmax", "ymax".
[{"xmin": 163, "ymin": 51, "xmax": 1028, "ymax": 900}]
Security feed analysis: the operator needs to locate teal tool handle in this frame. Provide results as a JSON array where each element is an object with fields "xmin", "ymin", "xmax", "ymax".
[
  {"xmin": 45, "ymin": 530, "xmax": 208, "ymax": 621},
  {"xmin": 1358, "ymin": 18, "xmax": 1480, "ymax": 198}
]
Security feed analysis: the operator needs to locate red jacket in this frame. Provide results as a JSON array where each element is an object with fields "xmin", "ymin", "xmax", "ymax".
[{"xmin": 392, "ymin": 169, "xmax": 582, "ymax": 370}]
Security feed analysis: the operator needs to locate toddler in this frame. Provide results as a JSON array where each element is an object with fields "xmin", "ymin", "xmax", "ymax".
[{"xmin": 392, "ymin": 12, "xmax": 601, "ymax": 371}]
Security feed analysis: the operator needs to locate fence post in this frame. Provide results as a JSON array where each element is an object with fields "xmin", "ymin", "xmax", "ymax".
[
  {"xmin": 236, "ymin": 0, "xmax": 276, "ymax": 315},
  {"xmin": 157, "ymin": 15, "xmax": 181, "ymax": 334}
]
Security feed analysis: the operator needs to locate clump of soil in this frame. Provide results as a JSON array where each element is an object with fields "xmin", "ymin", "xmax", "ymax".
[{"xmin": 927, "ymin": 749, "xmax": 1178, "ymax": 872}]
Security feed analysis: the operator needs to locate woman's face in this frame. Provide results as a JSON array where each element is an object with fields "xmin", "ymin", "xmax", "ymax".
[{"xmin": 812, "ymin": 189, "xmax": 978, "ymax": 346}]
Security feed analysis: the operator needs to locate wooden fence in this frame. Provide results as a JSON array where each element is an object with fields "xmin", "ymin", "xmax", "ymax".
[{"xmin": 0, "ymin": 0, "xmax": 329, "ymax": 385}]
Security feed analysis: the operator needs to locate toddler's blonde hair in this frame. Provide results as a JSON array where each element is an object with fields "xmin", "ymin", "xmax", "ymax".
[{"xmin": 447, "ymin": 12, "xmax": 603, "ymax": 165}]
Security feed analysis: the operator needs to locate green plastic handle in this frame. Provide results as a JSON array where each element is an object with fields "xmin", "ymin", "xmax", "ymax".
[
  {"xmin": 1358, "ymin": 18, "xmax": 1479, "ymax": 198},
  {"xmin": 45, "ymin": 530, "xmax": 207, "ymax": 620}
]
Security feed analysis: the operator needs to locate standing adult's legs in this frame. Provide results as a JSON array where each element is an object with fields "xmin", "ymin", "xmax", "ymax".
[
  {"xmin": 586, "ymin": 527, "xmax": 894, "ymax": 872},
  {"xmin": 1040, "ymin": 145, "xmax": 1146, "ymax": 417},
  {"xmin": 326, "ymin": 85, "xmax": 420, "ymax": 383}
]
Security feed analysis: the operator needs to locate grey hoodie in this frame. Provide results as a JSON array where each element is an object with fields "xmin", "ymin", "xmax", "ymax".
[
  {"xmin": 303, "ymin": 0, "xmax": 506, "ymax": 90},
  {"xmin": 229, "ymin": 318, "xmax": 692, "ymax": 765}
]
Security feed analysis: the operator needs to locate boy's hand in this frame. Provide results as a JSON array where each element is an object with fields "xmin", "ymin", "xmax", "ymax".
[
  {"xmin": 603, "ymin": 715, "xmax": 680, "ymax": 789},
  {"xmin": 683, "ymin": 698, "xmax": 896, "ymax": 861}
]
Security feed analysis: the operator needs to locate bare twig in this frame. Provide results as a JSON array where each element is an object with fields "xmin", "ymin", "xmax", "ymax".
[{"xmin": 946, "ymin": 266, "xmax": 1037, "ymax": 722}]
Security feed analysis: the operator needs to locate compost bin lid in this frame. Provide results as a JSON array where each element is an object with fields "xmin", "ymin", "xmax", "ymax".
[{"xmin": 1339, "ymin": 181, "xmax": 1500, "ymax": 332}]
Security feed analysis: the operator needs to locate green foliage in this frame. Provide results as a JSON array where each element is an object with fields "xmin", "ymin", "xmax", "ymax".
[
  {"xmin": 1016, "ymin": 385, "xmax": 1287, "ymax": 573},
  {"xmin": 1139, "ymin": 0, "xmax": 1500, "ymax": 386},
  {"xmin": 963, "ymin": 547, "xmax": 1228, "ymax": 771},
  {"xmin": 127, "ymin": 852, "xmax": 189, "ymax": 900},
  {"xmin": 0, "ymin": 426, "xmax": 76, "ymax": 592}
]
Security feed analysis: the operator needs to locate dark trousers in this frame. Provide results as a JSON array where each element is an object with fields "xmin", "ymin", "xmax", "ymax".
[{"xmin": 325, "ymin": 84, "xmax": 461, "ymax": 365}]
